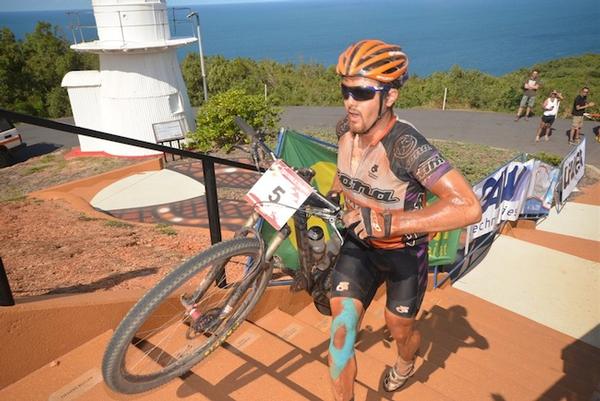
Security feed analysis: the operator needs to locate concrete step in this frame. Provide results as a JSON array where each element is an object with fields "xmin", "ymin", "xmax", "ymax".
[
  {"xmin": 0, "ymin": 330, "xmax": 211, "ymax": 401},
  {"xmin": 256, "ymin": 308, "xmax": 453, "ymax": 401},
  {"xmin": 445, "ymin": 286, "xmax": 600, "ymax": 366},
  {"xmin": 293, "ymin": 296, "xmax": 544, "ymax": 401},
  {"xmin": 293, "ymin": 289, "xmax": 589, "ymax": 401},
  {"xmin": 438, "ymin": 287, "xmax": 600, "ymax": 399},
  {"xmin": 1, "ymin": 315, "xmax": 388, "ymax": 400},
  {"xmin": 205, "ymin": 320, "xmax": 390, "ymax": 400},
  {"xmin": 136, "ymin": 310, "xmax": 387, "ymax": 401}
]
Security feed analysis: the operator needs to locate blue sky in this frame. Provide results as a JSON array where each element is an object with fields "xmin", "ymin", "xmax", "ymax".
[{"xmin": 0, "ymin": 0, "xmax": 292, "ymax": 12}]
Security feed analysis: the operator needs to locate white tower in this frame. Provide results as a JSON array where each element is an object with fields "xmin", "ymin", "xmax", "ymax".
[{"xmin": 62, "ymin": 0, "xmax": 197, "ymax": 156}]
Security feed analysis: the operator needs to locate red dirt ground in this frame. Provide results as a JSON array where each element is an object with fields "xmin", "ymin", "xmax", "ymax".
[{"xmin": 0, "ymin": 198, "xmax": 213, "ymax": 297}]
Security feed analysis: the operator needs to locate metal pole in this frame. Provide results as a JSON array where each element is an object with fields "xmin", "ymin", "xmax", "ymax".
[
  {"xmin": 0, "ymin": 257, "xmax": 15, "ymax": 307},
  {"xmin": 202, "ymin": 160, "xmax": 227, "ymax": 287},
  {"xmin": 442, "ymin": 87, "xmax": 448, "ymax": 110},
  {"xmin": 188, "ymin": 12, "xmax": 209, "ymax": 102}
]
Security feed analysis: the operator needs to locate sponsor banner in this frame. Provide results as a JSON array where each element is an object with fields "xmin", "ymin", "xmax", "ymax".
[
  {"xmin": 469, "ymin": 160, "xmax": 534, "ymax": 239},
  {"xmin": 560, "ymin": 137, "xmax": 586, "ymax": 203},
  {"xmin": 521, "ymin": 160, "xmax": 560, "ymax": 216},
  {"xmin": 469, "ymin": 167, "xmax": 505, "ymax": 239},
  {"xmin": 258, "ymin": 130, "xmax": 460, "ymax": 269},
  {"xmin": 499, "ymin": 160, "xmax": 534, "ymax": 221}
]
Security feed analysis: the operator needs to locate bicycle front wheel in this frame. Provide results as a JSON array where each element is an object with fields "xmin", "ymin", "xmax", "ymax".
[{"xmin": 102, "ymin": 237, "xmax": 270, "ymax": 394}]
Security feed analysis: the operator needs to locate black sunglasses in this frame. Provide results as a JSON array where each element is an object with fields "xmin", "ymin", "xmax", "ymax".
[{"xmin": 341, "ymin": 83, "xmax": 389, "ymax": 101}]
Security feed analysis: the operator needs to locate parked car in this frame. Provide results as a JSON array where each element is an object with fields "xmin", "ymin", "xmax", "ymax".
[{"xmin": 0, "ymin": 117, "xmax": 25, "ymax": 168}]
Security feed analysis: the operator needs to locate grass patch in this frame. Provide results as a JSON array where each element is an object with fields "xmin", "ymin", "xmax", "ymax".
[
  {"xmin": 528, "ymin": 151, "xmax": 563, "ymax": 167},
  {"xmin": 78, "ymin": 213, "xmax": 99, "ymax": 222},
  {"xmin": 23, "ymin": 165, "xmax": 50, "ymax": 175},
  {"xmin": 39, "ymin": 154, "xmax": 56, "ymax": 163},
  {"xmin": 431, "ymin": 140, "xmax": 520, "ymax": 184},
  {"xmin": 2, "ymin": 194, "xmax": 27, "ymax": 203},
  {"xmin": 155, "ymin": 223, "xmax": 177, "ymax": 236},
  {"xmin": 104, "ymin": 220, "xmax": 133, "ymax": 229}
]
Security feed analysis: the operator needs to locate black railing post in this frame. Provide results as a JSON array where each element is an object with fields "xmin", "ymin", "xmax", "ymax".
[
  {"xmin": 202, "ymin": 160, "xmax": 227, "ymax": 288},
  {"xmin": 202, "ymin": 159, "xmax": 222, "ymax": 245},
  {"xmin": 0, "ymin": 257, "xmax": 15, "ymax": 306}
]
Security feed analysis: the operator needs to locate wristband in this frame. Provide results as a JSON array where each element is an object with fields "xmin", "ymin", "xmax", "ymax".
[{"xmin": 360, "ymin": 208, "xmax": 392, "ymax": 237}]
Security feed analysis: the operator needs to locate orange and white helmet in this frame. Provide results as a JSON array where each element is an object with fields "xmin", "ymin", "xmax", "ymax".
[{"xmin": 336, "ymin": 39, "xmax": 409, "ymax": 87}]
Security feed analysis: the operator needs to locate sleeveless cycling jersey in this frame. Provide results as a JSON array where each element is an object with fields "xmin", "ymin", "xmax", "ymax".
[{"xmin": 337, "ymin": 116, "xmax": 452, "ymax": 249}]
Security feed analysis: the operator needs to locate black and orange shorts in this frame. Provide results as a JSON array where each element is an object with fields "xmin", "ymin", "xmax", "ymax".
[{"xmin": 330, "ymin": 233, "xmax": 428, "ymax": 318}]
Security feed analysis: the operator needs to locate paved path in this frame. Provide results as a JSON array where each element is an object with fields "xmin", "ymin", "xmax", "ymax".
[{"xmin": 281, "ymin": 106, "xmax": 600, "ymax": 167}]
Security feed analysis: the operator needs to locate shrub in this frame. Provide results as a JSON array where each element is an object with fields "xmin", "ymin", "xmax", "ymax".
[
  {"xmin": 188, "ymin": 88, "xmax": 281, "ymax": 152},
  {"xmin": 529, "ymin": 151, "xmax": 563, "ymax": 166}
]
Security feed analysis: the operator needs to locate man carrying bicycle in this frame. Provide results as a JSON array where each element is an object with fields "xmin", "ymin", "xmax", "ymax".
[{"xmin": 327, "ymin": 39, "xmax": 482, "ymax": 401}]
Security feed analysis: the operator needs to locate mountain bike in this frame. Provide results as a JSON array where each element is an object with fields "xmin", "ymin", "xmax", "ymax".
[{"xmin": 102, "ymin": 117, "xmax": 344, "ymax": 394}]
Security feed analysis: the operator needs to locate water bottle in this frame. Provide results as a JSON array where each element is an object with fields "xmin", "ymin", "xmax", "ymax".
[{"xmin": 307, "ymin": 226, "xmax": 326, "ymax": 264}]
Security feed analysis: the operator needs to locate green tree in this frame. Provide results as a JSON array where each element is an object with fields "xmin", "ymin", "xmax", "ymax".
[
  {"xmin": 20, "ymin": 22, "xmax": 98, "ymax": 117},
  {"xmin": 0, "ymin": 28, "xmax": 28, "ymax": 112},
  {"xmin": 189, "ymin": 88, "xmax": 281, "ymax": 151},
  {"xmin": 181, "ymin": 53, "xmax": 204, "ymax": 107}
]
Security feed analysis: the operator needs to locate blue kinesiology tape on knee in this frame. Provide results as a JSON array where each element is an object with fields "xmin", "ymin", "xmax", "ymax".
[{"xmin": 329, "ymin": 298, "xmax": 359, "ymax": 380}]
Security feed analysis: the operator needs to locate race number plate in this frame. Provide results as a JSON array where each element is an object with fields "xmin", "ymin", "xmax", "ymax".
[{"xmin": 245, "ymin": 160, "xmax": 314, "ymax": 230}]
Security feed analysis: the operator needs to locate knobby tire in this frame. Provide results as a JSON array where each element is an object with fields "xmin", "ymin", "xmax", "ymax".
[{"xmin": 102, "ymin": 237, "xmax": 270, "ymax": 394}]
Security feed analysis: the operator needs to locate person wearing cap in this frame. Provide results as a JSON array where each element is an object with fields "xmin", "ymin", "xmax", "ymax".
[
  {"xmin": 327, "ymin": 39, "xmax": 482, "ymax": 401},
  {"xmin": 535, "ymin": 90, "xmax": 563, "ymax": 142},
  {"xmin": 569, "ymin": 87, "xmax": 595, "ymax": 145}
]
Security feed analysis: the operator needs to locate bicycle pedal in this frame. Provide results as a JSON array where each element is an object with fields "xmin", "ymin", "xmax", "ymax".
[{"xmin": 290, "ymin": 273, "xmax": 308, "ymax": 292}]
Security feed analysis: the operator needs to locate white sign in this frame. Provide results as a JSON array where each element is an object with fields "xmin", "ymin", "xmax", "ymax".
[
  {"xmin": 153, "ymin": 120, "xmax": 185, "ymax": 142},
  {"xmin": 561, "ymin": 138, "xmax": 586, "ymax": 202},
  {"xmin": 468, "ymin": 160, "xmax": 533, "ymax": 239},
  {"xmin": 498, "ymin": 160, "xmax": 533, "ymax": 221},
  {"xmin": 245, "ymin": 160, "xmax": 315, "ymax": 230},
  {"xmin": 469, "ymin": 167, "xmax": 505, "ymax": 239}
]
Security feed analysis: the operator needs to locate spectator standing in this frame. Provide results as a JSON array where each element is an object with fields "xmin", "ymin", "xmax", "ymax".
[
  {"xmin": 515, "ymin": 70, "xmax": 541, "ymax": 121},
  {"xmin": 569, "ymin": 87, "xmax": 595, "ymax": 145},
  {"xmin": 535, "ymin": 90, "xmax": 563, "ymax": 142}
]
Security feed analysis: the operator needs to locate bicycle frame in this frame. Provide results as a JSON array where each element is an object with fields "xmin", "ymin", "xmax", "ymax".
[{"xmin": 234, "ymin": 117, "xmax": 343, "ymax": 295}]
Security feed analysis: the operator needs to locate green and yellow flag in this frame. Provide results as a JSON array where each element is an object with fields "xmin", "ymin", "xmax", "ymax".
[{"xmin": 259, "ymin": 129, "xmax": 460, "ymax": 269}]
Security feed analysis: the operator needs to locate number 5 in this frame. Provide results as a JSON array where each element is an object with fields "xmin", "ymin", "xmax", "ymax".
[{"xmin": 268, "ymin": 186, "xmax": 286, "ymax": 204}]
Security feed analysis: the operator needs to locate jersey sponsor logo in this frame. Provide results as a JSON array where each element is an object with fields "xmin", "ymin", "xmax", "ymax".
[
  {"xmin": 370, "ymin": 213, "xmax": 382, "ymax": 233},
  {"xmin": 415, "ymin": 154, "xmax": 447, "ymax": 182},
  {"xmin": 336, "ymin": 281, "xmax": 350, "ymax": 292},
  {"xmin": 393, "ymin": 134, "xmax": 418, "ymax": 158},
  {"xmin": 339, "ymin": 173, "xmax": 400, "ymax": 202},
  {"xmin": 368, "ymin": 164, "xmax": 379, "ymax": 179},
  {"xmin": 395, "ymin": 305, "xmax": 410, "ymax": 314},
  {"xmin": 406, "ymin": 144, "xmax": 433, "ymax": 169}
]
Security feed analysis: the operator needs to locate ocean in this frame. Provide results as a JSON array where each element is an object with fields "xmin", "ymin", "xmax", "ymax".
[{"xmin": 1, "ymin": 0, "xmax": 598, "ymax": 77}]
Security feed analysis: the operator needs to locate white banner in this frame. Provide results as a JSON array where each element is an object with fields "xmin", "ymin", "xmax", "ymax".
[
  {"xmin": 499, "ymin": 160, "xmax": 534, "ymax": 221},
  {"xmin": 469, "ymin": 160, "xmax": 534, "ymax": 239},
  {"xmin": 560, "ymin": 138, "xmax": 586, "ymax": 203},
  {"xmin": 469, "ymin": 167, "xmax": 505, "ymax": 239},
  {"xmin": 522, "ymin": 160, "xmax": 560, "ymax": 215}
]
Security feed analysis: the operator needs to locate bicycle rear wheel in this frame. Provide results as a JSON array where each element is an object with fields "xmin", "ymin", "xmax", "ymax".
[{"xmin": 102, "ymin": 237, "xmax": 270, "ymax": 394}]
